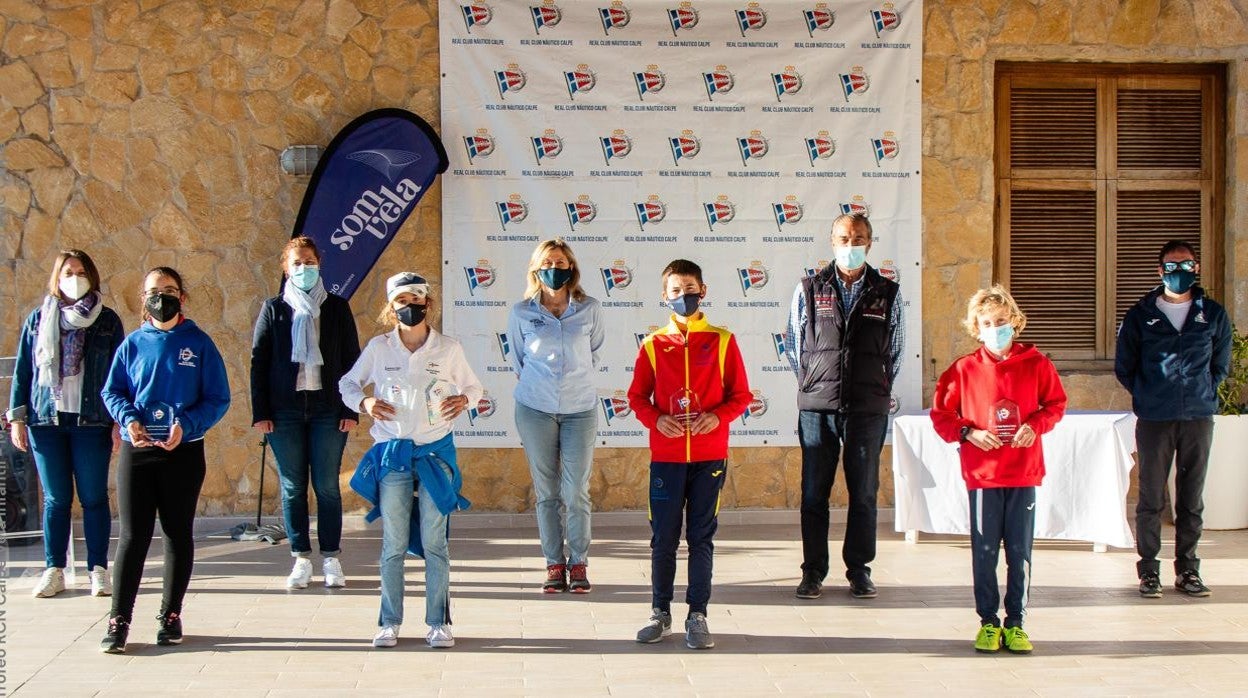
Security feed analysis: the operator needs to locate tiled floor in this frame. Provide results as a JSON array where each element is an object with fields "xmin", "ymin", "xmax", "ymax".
[{"xmin": 5, "ymin": 515, "xmax": 1248, "ymax": 696}]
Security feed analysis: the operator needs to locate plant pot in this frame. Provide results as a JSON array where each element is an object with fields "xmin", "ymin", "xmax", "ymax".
[{"xmin": 1169, "ymin": 414, "xmax": 1248, "ymax": 530}]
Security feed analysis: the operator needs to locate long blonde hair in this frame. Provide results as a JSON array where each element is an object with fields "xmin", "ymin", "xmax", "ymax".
[{"xmin": 524, "ymin": 238, "xmax": 587, "ymax": 302}]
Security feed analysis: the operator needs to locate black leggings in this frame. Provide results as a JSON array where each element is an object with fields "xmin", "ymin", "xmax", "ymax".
[{"xmin": 110, "ymin": 440, "xmax": 206, "ymax": 621}]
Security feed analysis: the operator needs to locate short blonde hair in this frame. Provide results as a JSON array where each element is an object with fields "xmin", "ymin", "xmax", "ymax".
[
  {"xmin": 962, "ymin": 284, "xmax": 1027, "ymax": 338},
  {"xmin": 524, "ymin": 238, "xmax": 586, "ymax": 302}
]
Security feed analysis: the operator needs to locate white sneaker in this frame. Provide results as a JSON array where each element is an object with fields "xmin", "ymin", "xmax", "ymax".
[
  {"xmin": 322, "ymin": 557, "xmax": 346, "ymax": 588},
  {"xmin": 286, "ymin": 557, "xmax": 313, "ymax": 590},
  {"xmin": 373, "ymin": 625, "xmax": 400, "ymax": 648},
  {"xmin": 33, "ymin": 567, "xmax": 66, "ymax": 598},
  {"xmin": 89, "ymin": 566, "xmax": 112, "ymax": 597},
  {"xmin": 426, "ymin": 624, "xmax": 455, "ymax": 649}
]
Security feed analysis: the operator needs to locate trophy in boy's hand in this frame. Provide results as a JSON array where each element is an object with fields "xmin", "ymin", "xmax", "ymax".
[
  {"xmin": 988, "ymin": 399, "xmax": 1021, "ymax": 445},
  {"xmin": 669, "ymin": 388, "xmax": 703, "ymax": 434}
]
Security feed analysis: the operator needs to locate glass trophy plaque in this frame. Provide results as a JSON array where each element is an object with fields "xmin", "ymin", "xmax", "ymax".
[
  {"xmin": 377, "ymin": 375, "xmax": 418, "ymax": 434},
  {"xmin": 988, "ymin": 399, "xmax": 1021, "ymax": 445},
  {"xmin": 142, "ymin": 401, "xmax": 176, "ymax": 441},
  {"xmin": 668, "ymin": 388, "xmax": 703, "ymax": 433},
  {"xmin": 424, "ymin": 378, "xmax": 458, "ymax": 426}
]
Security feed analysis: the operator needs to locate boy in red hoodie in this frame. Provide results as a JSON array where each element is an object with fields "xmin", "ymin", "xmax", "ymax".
[
  {"xmin": 627, "ymin": 259, "xmax": 752, "ymax": 650},
  {"xmin": 930, "ymin": 285, "xmax": 1066, "ymax": 654}
]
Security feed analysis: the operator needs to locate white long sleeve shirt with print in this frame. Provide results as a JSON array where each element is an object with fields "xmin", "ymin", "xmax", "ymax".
[{"xmin": 339, "ymin": 328, "xmax": 485, "ymax": 445}]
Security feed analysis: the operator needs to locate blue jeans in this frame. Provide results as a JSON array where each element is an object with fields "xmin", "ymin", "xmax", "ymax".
[
  {"xmin": 514, "ymin": 402, "xmax": 597, "ymax": 566},
  {"xmin": 27, "ymin": 419, "xmax": 113, "ymax": 569},
  {"xmin": 798, "ymin": 410, "xmax": 888, "ymax": 581},
  {"xmin": 378, "ymin": 469, "xmax": 451, "ymax": 628},
  {"xmin": 267, "ymin": 407, "xmax": 348, "ymax": 557}
]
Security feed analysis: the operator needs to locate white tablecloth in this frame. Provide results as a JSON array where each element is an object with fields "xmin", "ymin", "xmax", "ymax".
[{"xmin": 891, "ymin": 411, "xmax": 1137, "ymax": 548}]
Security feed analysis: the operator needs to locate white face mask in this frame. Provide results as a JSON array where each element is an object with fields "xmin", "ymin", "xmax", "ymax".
[
  {"xmin": 59, "ymin": 276, "xmax": 92, "ymax": 301},
  {"xmin": 834, "ymin": 244, "xmax": 868, "ymax": 271}
]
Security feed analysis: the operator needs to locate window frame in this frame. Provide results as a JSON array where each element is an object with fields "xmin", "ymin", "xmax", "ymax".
[{"xmin": 994, "ymin": 62, "xmax": 1225, "ymax": 371}]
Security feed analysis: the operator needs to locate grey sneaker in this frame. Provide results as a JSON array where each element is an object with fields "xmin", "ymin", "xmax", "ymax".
[
  {"xmin": 685, "ymin": 612, "xmax": 714, "ymax": 650},
  {"xmin": 635, "ymin": 608, "xmax": 672, "ymax": 644}
]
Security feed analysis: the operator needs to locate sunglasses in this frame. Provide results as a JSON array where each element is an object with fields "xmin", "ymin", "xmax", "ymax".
[{"xmin": 1161, "ymin": 260, "xmax": 1197, "ymax": 273}]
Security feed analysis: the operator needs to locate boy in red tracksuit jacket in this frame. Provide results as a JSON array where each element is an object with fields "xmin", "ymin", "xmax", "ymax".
[
  {"xmin": 627, "ymin": 259, "xmax": 751, "ymax": 650},
  {"xmin": 930, "ymin": 285, "xmax": 1066, "ymax": 655}
]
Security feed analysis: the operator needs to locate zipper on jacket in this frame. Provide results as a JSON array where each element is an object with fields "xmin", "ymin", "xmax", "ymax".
[{"xmin": 683, "ymin": 332, "xmax": 692, "ymax": 463}]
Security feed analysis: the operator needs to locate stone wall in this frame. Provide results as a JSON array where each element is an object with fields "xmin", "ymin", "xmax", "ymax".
[
  {"xmin": 1, "ymin": 0, "xmax": 1244, "ymax": 515},
  {"xmin": 921, "ymin": 0, "xmax": 1248, "ymax": 407}
]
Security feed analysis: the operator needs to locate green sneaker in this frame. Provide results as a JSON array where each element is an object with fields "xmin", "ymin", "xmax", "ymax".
[
  {"xmin": 974, "ymin": 623, "xmax": 1002, "ymax": 653},
  {"xmin": 1002, "ymin": 626, "xmax": 1033, "ymax": 654}
]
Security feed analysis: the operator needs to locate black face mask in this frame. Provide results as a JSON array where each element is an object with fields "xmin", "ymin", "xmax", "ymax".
[
  {"xmin": 145, "ymin": 293, "xmax": 181, "ymax": 323},
  {"xmin": 396, "ymin": 303, "xmax": 427, "ymax": 327}
]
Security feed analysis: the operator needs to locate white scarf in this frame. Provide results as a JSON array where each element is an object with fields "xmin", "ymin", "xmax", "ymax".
[
  {"xmin": 34, "ymin": 292, "xmax": 103, "ymax": 388},
  {"xmin": 283, "ymin": 277, "xmax": 326, "ymax": 367}
]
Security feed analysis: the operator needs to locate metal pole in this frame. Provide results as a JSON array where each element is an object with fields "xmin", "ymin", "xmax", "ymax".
[{"xmin": 256, "ymin": 435, "xmax": 267, "ymax": 527}]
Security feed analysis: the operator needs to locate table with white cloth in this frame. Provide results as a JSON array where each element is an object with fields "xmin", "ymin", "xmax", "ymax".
[{"xmin": 891, "ymin": 411, "xmax": 1138, "ymax": 549}]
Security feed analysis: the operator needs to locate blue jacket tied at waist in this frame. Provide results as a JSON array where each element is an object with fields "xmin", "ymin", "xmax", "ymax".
[{"xmin": 349, "ymin": 433, "xmax": 470, "ymax": 557}]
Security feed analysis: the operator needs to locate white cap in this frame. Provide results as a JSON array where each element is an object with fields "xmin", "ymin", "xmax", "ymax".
[{"xmin": 385, "ymin": 272, "xmax": 430, "ymax": 302}]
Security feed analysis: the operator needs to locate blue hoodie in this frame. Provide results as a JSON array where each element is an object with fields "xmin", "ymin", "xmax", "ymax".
[{"xmin": 102, "ymin": 319, "xmax": 231, "ymax": 442}]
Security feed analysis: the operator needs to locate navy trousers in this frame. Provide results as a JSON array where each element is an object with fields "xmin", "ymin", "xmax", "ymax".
[
  {"xmin": 968, "ymin": 486, "xmax": 1035, "ymax": 628},
  {"xmin": 648, "ymin": 459, "xmax": 727, "ymax": 617}
]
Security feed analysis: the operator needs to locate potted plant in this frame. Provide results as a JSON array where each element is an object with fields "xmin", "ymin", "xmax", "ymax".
[{"xmin": 1203, "ymin": 324, "xmax": 1248, "ymax": 529}]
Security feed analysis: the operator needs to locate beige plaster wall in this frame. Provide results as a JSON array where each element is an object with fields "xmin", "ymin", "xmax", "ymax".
[{"xmin": 1, "ymin": 0, "xmax": 1244, "ymax": 514}]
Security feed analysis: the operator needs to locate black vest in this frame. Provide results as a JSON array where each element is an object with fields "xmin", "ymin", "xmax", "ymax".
[{"xmin": 796, "ymin": 265, "xmax": 898, "ymax": 414}]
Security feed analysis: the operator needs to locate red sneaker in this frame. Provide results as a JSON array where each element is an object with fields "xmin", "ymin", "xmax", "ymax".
[
  {"xmin": 543, "ymin": 564, "xmax": 567, "ymax": 593},
  {"xmin": 568, "ymin": 564, "xmax": 592, "ymax": 594}
]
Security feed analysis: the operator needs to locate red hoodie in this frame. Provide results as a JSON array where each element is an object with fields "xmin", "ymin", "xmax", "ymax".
[
  {"xmin": 627, "ymin": 313, "xmax": 752, "ymax": 463},
  {"xmin": 930, "ymin": 343, "xmax": 1067, "ymax": 490}
]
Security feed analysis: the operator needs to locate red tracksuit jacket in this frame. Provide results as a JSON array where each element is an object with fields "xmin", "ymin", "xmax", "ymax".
[
  {"xmin": 627, "ymin": 313, "xmax": 752, "ymax": 463},
  {"xmin": 930, "ymin": 343, "xmax": 1067, "ymax": 490}
]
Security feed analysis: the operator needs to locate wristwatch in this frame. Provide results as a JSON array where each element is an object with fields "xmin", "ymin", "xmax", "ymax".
[{"xmin": 958, "ymin": 425, "xmax": 972, "ymax": 442}]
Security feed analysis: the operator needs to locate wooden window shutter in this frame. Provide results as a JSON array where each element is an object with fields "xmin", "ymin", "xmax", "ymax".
[
  {"xmin": 1009, "ymin": 87, "xmax": 1097, "ymax": 171},
  {"xmin": 1116, "ymin": 89, "xmax": 1203, "ymax": 171},
  {"xmin": 1113, "ymin": 190, "xmax": 1202, "ymax": 322},
  {"xmin": 1007, "ymin": 189, "xmax": 1099, "ymax": 353}
]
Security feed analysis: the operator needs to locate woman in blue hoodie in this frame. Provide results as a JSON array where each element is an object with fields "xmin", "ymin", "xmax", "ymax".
[
  {"xmin": 98, "ymin": 267, "xmax": 231, "ymax": 654},
  {"xmin": 7, "ymin": 249, "xmax": 124, "ymax": 599}
]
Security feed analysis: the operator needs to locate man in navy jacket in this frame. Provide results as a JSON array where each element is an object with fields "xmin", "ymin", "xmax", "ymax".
[{"xmin": 1115, "ymin": 240, "xmax": 1232, "ymax": 599}]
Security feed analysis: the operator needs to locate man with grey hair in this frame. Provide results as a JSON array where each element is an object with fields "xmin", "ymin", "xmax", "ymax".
[{"xmin": 784, "ymin": 213, "xmax": 905, "ymax": 600}]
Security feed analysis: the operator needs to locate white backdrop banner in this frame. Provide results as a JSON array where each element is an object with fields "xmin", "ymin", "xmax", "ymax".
[{"xmin": 439, "ymin": 0, "xmax": 922, "ymax": 447}]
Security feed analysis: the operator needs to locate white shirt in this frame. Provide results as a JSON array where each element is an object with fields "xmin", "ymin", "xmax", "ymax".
[
  {"xmin": 54, "ymin": 371, "xmax": 83, "ymax": 414},
  {"xmin": 338, "ymin": 327, "xmax": 484, "ymax": 445},
  {"xmin": 1155, "ymin": 296, "xmax": 1191, "ymax": 331},
  {"xmin": 294, "ymin": 317, "xmax": 323, "ymax": 391}
]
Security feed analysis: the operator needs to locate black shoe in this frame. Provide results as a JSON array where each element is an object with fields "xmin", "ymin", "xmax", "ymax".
[
  {"xmin": 1138, "ymin": 573, "xmax": 1163, "ymax": 598},
  {"xmin": 1174, "ymin": 570, "xmax": 1211, "ymax": 597},
  {"xmin": 100, "ymin": 616, "xmax": 129, "ymax": 654},
  {"xmin": 795, "ymin": 571, "xmax": 823, "ymax": 599},
  {"xmin": 848, "ymin": 572, "xmax": 878, "ymax": 599},
  {"xmin": 156, "ymin": 611, "xmax": 183, "ymax": 645}
]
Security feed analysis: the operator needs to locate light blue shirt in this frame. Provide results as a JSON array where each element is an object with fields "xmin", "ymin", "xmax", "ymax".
[{"xmin": 507, "ymin": 295, "xmax": 605, "ymax": 414}]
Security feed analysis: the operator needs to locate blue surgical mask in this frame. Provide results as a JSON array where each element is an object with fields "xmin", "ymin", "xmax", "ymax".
[
  {"xmin": 537, "ymin": 267, "xmax": 573, "ymax": 291},
  {"xmin": 289, "ymin": 264, "xmax": 320, "ymax": 292},
  {"xmin": 979, "ymin": 325, "xmax": 1015, "ymax": 354},
  {"xmin": 1162, "ymin": 269, "xmax": 1196, "ymax": 295},
  {"xmin": 834, "ymin": 245, "xmax": 868, "ymax": 271},
  {"xmin": 668, "ymin": 293, "xmax": 701, "ymax": 318}
]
